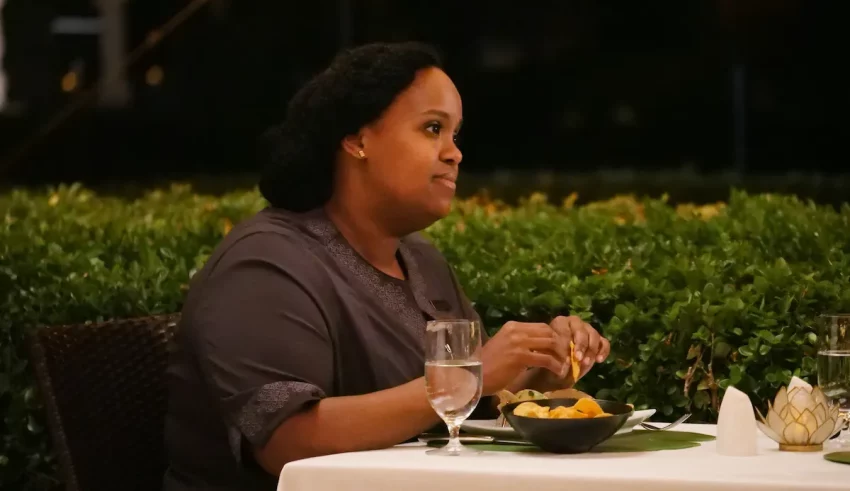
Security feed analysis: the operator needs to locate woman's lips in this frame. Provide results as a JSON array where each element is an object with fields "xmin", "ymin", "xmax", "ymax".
[{"xmin": 433, "ymin": 175, "xmax": 457, "ymax": 190}]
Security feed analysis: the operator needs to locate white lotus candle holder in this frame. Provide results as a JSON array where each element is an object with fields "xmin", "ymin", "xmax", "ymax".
[{"xmin": 755, "ymin": 378, "xmax": 844, "ymax": 452}]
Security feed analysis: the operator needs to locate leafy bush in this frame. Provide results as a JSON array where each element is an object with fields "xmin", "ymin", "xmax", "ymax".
[
  {"xmin": 0, "ymin": 184, "xmax": 265, "ymax": 490},
  {"xmin": 3, "ymin": 184, "xmax": 850, "ymax": 489}
]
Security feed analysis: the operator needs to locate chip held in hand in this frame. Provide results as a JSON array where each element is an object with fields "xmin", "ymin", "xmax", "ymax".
[{"xmin": 569, "ymin": 341, "xmax": 581, "ymax": 380}]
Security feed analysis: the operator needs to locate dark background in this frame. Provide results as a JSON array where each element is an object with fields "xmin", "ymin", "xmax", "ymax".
[{"xmin": 0, "ymin": 0, "xmax": 846, "ymax": 195}]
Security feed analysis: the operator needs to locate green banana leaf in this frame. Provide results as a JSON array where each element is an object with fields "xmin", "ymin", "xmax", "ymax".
[
  {"xmin": 824, "ymin": 452, "xmax": 850, "ymax": 465},
  {"xmin": 427, "ymin": 430, "xmax": 715, "ymax": 454}
]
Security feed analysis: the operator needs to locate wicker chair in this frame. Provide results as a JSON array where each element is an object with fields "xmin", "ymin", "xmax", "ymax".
[{"xmin": 28, "ymin": 314, "xmax": 181, "ymax": 491}]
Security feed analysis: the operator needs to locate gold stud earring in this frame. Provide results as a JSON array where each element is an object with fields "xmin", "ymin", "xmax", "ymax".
[{"xmin": 357, "ymin": 150, "xmax": 366, "ymax": 159}]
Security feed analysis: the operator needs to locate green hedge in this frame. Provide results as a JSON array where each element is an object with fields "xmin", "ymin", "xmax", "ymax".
[{"xmin": 3, "ymin": 184, "xmax": 850, "ymax": 489}]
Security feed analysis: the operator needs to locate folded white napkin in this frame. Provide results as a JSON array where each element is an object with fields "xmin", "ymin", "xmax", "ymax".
[{"xmin": 716, "ymin": 385, "xmax": 758, "ymax": 456}]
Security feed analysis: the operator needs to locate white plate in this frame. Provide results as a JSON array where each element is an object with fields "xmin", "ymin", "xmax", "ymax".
[{"xmin": 461, "ymin": 409, "xmax": 657, "ymax": 439}]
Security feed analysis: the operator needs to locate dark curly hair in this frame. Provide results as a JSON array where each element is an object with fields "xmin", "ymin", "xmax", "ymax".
[{"xmin": 258, "ymin": 42, "xmax": 444, "ymax": 212}]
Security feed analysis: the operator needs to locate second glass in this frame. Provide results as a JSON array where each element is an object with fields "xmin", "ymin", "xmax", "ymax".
[{"xmin": 817, "ymin": 314, "xmax": 850, "ymax": 449}]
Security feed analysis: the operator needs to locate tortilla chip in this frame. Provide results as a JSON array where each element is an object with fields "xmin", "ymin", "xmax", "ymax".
[
  {"xmin": 573, "ymin": 397, "xmax": 604, "ymax": 417},
  {"xmin": 555, "ymin": 406, "xmax": 589, "ymax": 419},
  {"xmin": 548, "ymin": 406, "xmax": 572, "ymax": 418},
  {"xmin": 513, "ymin": 402, "xmax": 546, "ymax": 418},
  {"xmin": 569, "ymin": 341, "xmax": 581, "ymax": 380}
]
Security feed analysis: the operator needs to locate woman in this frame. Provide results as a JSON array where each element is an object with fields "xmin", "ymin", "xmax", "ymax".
[{"xmin": 163, "ymin": 41, "xmax": 610, "ymax": 491}]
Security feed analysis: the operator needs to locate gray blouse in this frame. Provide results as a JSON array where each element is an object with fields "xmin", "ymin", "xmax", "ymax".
[{"xmin": 162, "ymin": 207, "xmax": 490, "ymax": 491}]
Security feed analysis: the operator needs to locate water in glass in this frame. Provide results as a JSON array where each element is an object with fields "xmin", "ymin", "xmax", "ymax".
[
  {"xmin": 818, "ymin": 314, "xmax": 850, "ymax": 448},
  {"xmin": 425, "ymin": 360, "xmax": 483, "ymax": 424}
]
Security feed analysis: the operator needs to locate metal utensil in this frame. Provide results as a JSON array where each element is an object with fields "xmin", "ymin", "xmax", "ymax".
[
  {"xmin": 418, "ymin": 434, "xmax": 531, "ymax": 446},
  {"xmin": 639, "ymin": 413, "xmax": 691, "ymax": 431}
]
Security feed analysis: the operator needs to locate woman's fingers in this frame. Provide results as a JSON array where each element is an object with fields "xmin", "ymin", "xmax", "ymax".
[
  {"xmin": 569, "ymin": 321, "xmax": 590, "ymax": 361},
  {"xmin": 504, "ymin": 321, "xmax": 553, "ymax": 339},
  {"xmin": 521, "ymin": 350, "xmax": 567, "ymax": 378},
  {"xmin": 523, "ymin": 336, "xmax": 568, "ymax": 362},
  {"xmin": 597, "ymin": 336, "xmax": 612, "ymax": 363}
]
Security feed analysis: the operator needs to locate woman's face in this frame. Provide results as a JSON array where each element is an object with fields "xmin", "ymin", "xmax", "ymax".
[{"xmin": 351, "ymin": 67, "xmax": 464, "ymax": 232}]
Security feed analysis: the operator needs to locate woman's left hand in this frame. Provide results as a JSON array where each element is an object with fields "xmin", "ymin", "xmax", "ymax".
[{"xmin": 549, "ymin": 315, "xmax": 611, "ymax": 380}]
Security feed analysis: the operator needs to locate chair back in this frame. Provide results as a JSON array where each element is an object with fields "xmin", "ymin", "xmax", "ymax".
[{"xmin": 29, "ymin": 314, "xmax": 180, "ymax": 491}]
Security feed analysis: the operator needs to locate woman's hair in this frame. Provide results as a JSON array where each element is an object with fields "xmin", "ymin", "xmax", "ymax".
[{"xmin": 258, "ymin": 42, "xmax": 444, "ymax": 212}]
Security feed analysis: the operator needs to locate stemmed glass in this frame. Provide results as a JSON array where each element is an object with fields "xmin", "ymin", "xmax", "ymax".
[
  {"xmin": 817, "ymin": 314, "xmax": 850, "ymax": 449},
  {"xmin": 424, "ymin": 319, "xmax": 483, "ymax": 456}
]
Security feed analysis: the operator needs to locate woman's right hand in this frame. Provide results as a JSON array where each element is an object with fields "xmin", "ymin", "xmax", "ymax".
[{"xmin": 479, "ymin": 321, "xmax": 569, "ymax": 395}]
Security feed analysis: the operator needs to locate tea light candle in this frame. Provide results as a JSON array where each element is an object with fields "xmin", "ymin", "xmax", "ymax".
[{"xmin": 716, "ymin": 385, "xmax": 758, "ymax": 456}]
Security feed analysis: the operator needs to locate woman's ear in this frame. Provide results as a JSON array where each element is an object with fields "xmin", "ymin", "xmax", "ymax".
[{"xmin": 341, "ymin": 134, "xmax": 367, "ymax": 160}]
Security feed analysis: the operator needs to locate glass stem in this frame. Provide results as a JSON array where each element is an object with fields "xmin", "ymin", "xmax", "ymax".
[{"xmin": 446, "ymin": 422, "xmax": 462, "ymax": 452}]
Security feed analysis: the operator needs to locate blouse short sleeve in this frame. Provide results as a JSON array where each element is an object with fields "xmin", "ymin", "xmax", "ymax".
[{"xmin": 180, "ymin": 230, "xmax": 335, "ymax": 462}]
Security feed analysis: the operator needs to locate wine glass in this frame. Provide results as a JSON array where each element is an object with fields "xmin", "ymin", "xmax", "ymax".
[
  {"xmin": 817, "ymin": 314, "xmax": 850, "ymax": 449},
  {"xmin": 424, "ymin": 318, "xmax": 483, "ymax": 456}
]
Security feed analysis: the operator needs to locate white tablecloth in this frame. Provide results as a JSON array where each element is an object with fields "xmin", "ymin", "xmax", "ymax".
[{"xmin": 278, "ymin": 424, "xmax": 848, "ymax": 491}]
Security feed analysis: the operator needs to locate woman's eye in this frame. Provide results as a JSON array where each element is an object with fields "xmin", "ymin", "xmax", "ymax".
[{"xmin": 426, "ymin": 122, "xmax": 442, "ymax": 135}]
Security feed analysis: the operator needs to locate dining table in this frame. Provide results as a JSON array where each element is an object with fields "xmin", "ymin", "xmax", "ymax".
[{"xmin": 277, "ymin": 423, "xmax": 848, "ymax": 491}]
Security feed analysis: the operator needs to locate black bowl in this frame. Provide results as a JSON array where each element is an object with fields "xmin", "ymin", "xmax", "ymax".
[{"xmin": 501, "ymin": 398, "xmax": 633, "ymax": 454}]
